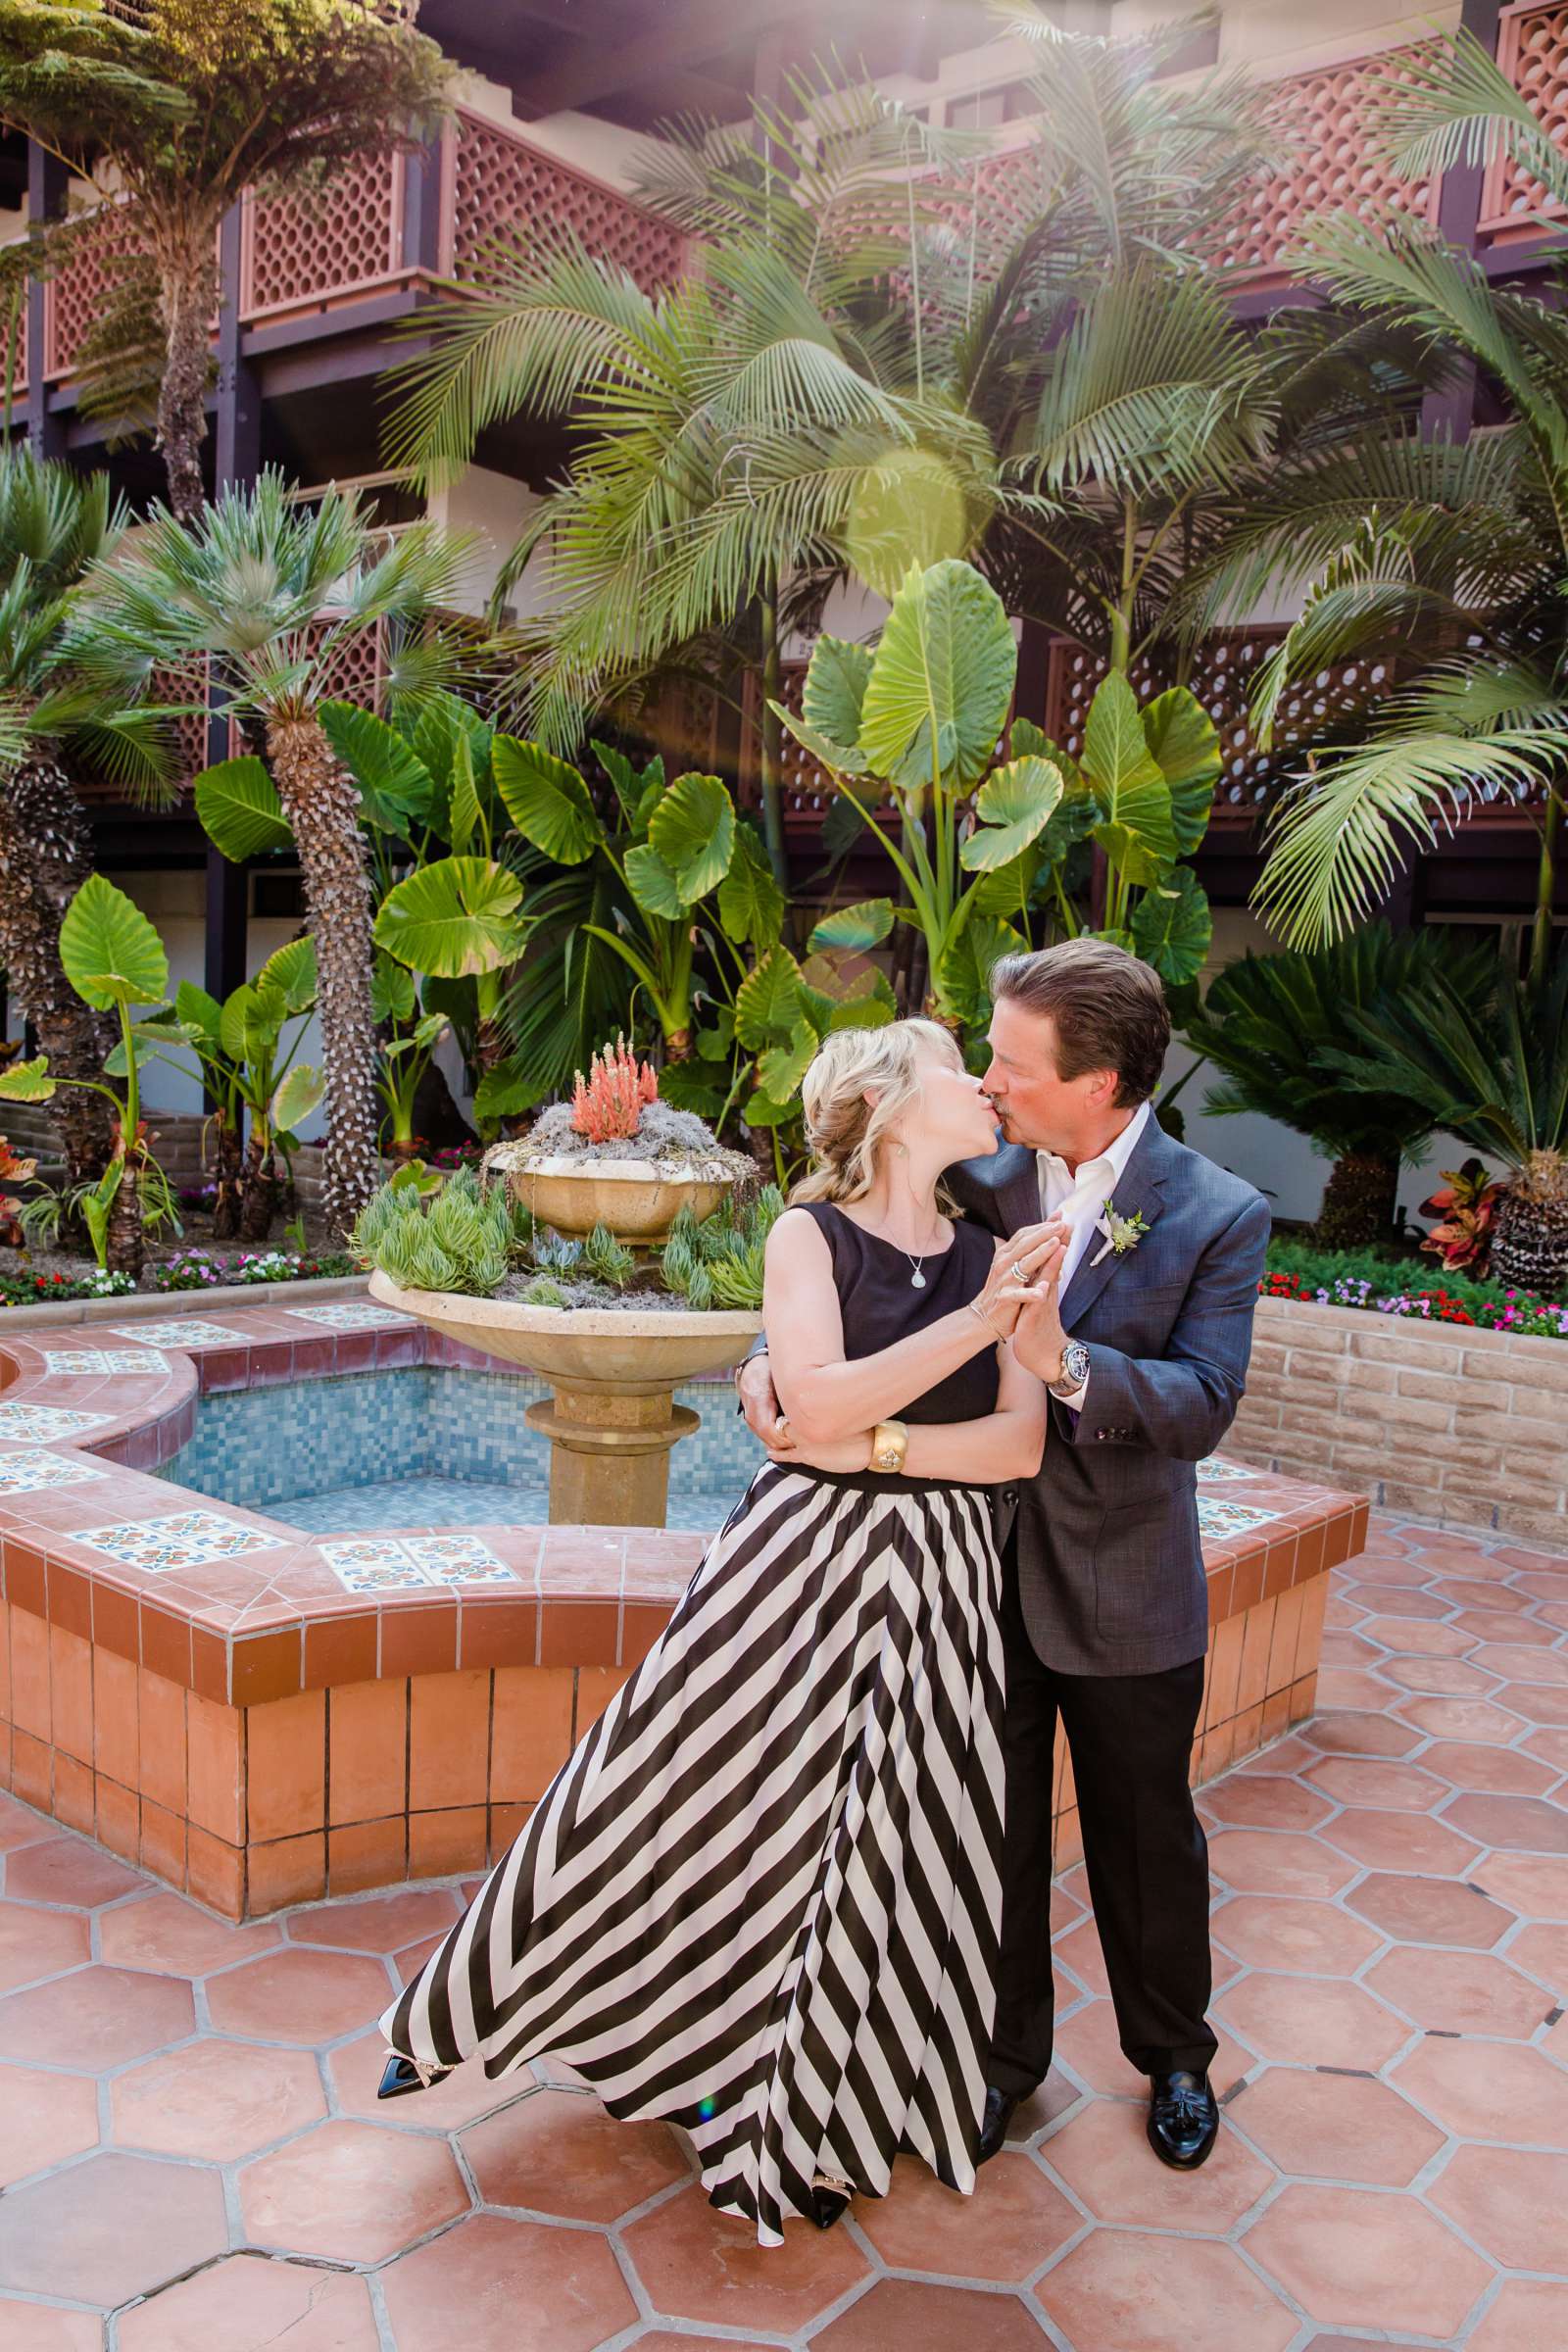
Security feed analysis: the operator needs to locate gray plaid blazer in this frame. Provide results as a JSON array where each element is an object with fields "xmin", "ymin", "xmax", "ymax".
[{"xmin": 948, "ymin": 1116, "xmax": 1270, "ymax": 1677}]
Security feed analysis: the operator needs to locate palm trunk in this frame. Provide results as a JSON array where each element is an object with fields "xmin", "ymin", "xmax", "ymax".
[
  {"xmin": 758, "ymin": 597, "xmax": 789, "ymax": 894},
  {"xmin": 0, "ymin": 759, "xmax": 119, "ymax": 1186},
  {"xmin": 156, "ymin": 251, "xmax": 217, "ymax": 524},
  {"xmin": 1316, "ymin": 1151, "xmax": 1399, "ymax": 1250},
  {"xmin": 211, "ymin": 1109, "xmax": 244, "ymax": 1239},
  {"xmin": 105, "ymin": 1156, "xmax": 143, "ymax": 1280},
  {"xmin": 238, "ymin": 1131, "xmax": 279, "ymax": 1242},
  {"xmin": 266, "ymin": 714, "xmax": 380, "ymax": 1240}
]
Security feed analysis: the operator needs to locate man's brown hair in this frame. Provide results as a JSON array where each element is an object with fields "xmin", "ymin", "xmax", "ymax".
[{"xmin": 989, "ymin": 938, "xmax": 1170, "ymax": 1107}]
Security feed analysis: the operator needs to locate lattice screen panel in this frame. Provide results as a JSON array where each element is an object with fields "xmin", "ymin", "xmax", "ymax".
[
  {"xmin": 1216, "ymin": 49, "xmax": 1438, "ymax": 278},
  {"xmin": 1482, "ymin": 2, "xmax": 1568, "ymax": 234},
  {"xmin": 45, "ymin": 201, "xmax": 150, "ymax": 378},
  {"xmin": 242, "ymin": 153, "xmax": 402, "ymax": 318},
  {"xmin": 448, "ymin": 110, "xmax": 686, "ymax": 294}
]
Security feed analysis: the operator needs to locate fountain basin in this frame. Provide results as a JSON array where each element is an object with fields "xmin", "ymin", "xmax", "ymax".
[{"xmin": 488, "ymin": 1151, "xmax": 736, "ymax": 1245}]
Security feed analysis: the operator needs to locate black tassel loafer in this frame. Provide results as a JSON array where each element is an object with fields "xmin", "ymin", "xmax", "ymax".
[{"xmin": 1147, "ymin": 2070, "xmax": 1219, "ymax": 2169}]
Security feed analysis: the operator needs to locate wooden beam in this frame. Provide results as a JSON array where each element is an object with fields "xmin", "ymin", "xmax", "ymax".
[{"xmin": 511, "ymin": 0, "xmax": 797, "ymax": 119}]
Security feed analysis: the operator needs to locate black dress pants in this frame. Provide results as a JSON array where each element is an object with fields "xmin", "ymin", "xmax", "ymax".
[{"xmin": 988, "ymin": 1547, "xmax": 1218, "ymax": 2094}]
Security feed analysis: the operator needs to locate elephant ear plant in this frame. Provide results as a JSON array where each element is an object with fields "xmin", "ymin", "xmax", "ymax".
[
  {"xmin": 0, "ymin": 873, "xmax": 187, "ymax": 1276},
  {"xmin": 172, "ymin": 935, "xmax": 324, "ymax": 1241}
]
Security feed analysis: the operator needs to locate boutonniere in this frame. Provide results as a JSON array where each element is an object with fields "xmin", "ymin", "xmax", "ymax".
[{"xmin": 1089, "ymin": 1198, "xmax": 1149, "ymax": 1268}]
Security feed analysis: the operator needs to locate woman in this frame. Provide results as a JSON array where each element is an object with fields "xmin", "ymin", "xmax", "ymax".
[{"xmin": 376, "ymin": 1019, "xmax": 1053, "ymax": 2243}]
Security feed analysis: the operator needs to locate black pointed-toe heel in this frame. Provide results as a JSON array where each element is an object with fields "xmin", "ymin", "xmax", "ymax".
[
  {"xmin": 376, "ymin": 2052, "xmax": 454, "ymax": 2101},
  {"xmin": 810, "ymin": 2174, "xmax": 853, "ymax": 2230}
]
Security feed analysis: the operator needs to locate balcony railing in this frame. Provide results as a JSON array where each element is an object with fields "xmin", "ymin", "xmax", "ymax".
[{"xmin": 37, "ymin": 105, "xmax": 689, "ymax": 383}]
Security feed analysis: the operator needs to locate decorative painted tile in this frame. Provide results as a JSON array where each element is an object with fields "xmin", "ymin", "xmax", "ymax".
[
  {"xmin": 41, "ymin": 1349, "xmax": 169, "ymax": 1376},
  {"xmin": 0, "ymin": 1402, "xmax": 110, "ymax": 1441},
  {"xmin": 110, "ymin": 1320, "xmax": 247, "ymax": 1348},
  {"xmin": 320, "ymin": 1537, "xmax": 419, "ymax": 1574},
  {"xmin": 74, "ymin": 1510, "xmax": 287, "ymax": 1571},
  {"xmin": 1197, "ymin": 1455, "xmax": 1259, "ymax": 1485},
  {"xmin": 286, "ymin": 1302, "xmax": 412, "ymax": 1330},
  {"xmin": 404, "ymin": 1534, "xmax": 518, "ymax": 1586},
  {"xmin": 332, "ymin": 1559, "xmax": 438, "ymax": 1594},
  {"xmin": 1197, "ymin": 1494, "xmax": 1284, "ymax": 1540},
  {"xmin": 0, "ymin": 1449, "xmax": 108, "ymax": 1492}
]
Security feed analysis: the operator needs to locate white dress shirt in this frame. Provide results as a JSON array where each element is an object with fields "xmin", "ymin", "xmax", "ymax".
[{"xmin": 1033, "ymin": 1100, "xmax": 1152, "ymax": 1408}]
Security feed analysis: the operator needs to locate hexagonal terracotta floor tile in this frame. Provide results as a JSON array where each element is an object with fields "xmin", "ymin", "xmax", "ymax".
[
  {"xmin": 1445, "ymin": 1791, "xmax": 1568, "ymax": 1854},
  {"xmin": 1396, "ymin": 1696, "xmax": 1524, "ymax": 1743},
  {"xmin": 240, "ymin": 2117, "xmax": 468, "ymax": 2262},
  {"xmin": 284, "ymin": 1886, "xmax": 462, "ymax": 1953},
  {"xmin": 1038, "ymin": 2230, "xmax": 1296, "ymax": 2352},
  {"xmin": 381, "ymin": 2211, "xmax": 639, "ymax": 2352},
  {"xmin": 1508, "ymin": 1920, "xmax": 1568, "ymax": 1991},
  {"xmin": 0, "ymin": 1962, "xmax": 194, "ymax": 2069},
  {"xmin": 0, "ymin": 2062, "xmax": 100, "ymax": 2188},
  {"xmin": 0, "ymin": 1899, "xmax": 90, "ymax": 1995},
  {"xmin": 995, "ymin": 2068, "xmax": 1083, "ymax": 2143},
  {"xmin": 1359, "ymin": 1616, "xmax": 1476, "ymax": 1656},
  {"xmin": 1245, "ymin": 2181, "xmax": 1491, "ymax": 2339},
  {"xmin": 1230, "ymin": 2067, "xmax": 1443, "ymax": 2185},
  {"xmin": 1323, "ymin": 1808, "xmax": 1483, "ymax": 1876},
  {"xmin": 1214, "ymin": 1974, "xmax": 1411, "ymax": 2072},
  {"xmin": 112, "ymin": 2036, "xmax": 325, "ymax": 2160},
  {"xmin": 2, "ymin": 1834, "xmax": 144, "ymax": 1909},
  {"xmin": 1206, "ymin": 1831, "xmax": 1356, "ymax": 1899},
  {"xmin": 856, "ymin": 2150, "xmax": 1078, "ymax": 2282},
  {"xmin": 461, "ymin": 2087, "xmax": 689, "ymax": 2223},
  {"xmin": 1301, "ymin": 1712, "xmax": 1421, "ymax": 1758},
  {"xmin": 205, "ymin": 1947, "xmax": 392, "ymax": 2042},
  {"xmin": 1367, "ymin": 1945, "xmax": 1553, "ymax": 2036},
  {"xmin": 1344, "ymin": 1873, "xmax": 1513, "ymax": 1949},
  {"xmin": 118, "ymin": 2252, "xmax": 380, "ymax": 2351},
  {"xmin": 1429, "ymin": 2143, "xmax": 1568, "ymax": 2269},
  {"xmin": 329, "ymin": 2028, "xmax": 528, "ymax": 2130},
  {"xmin": 98, "ymin": 1892, "xmax": 279, "ymax": 1977},
  {"xmin": 1468, "ymin": 1642, "xmax": 1568, "ymax": 1683},
  {"xmin": 1463, "ymin": 2279, "xmax": 1568, "ymax": 2352},
  {"xmin": 1044, "ymin": 2096, "xmax": 1273, "ymax": 2231},
  {"xmin": 810, "ymin": 2278, "xmax": 1046, "ymax": 2351},
  {"xmin": 1475, "ymin": 1851, "xmax": 1568, "ymax": 1919},
  {"xmin": 1414, "ymin": 1740, "xmax": 1560, "ymax": 1794},
  {"xmin": 0, "ymin": 2149, "xmax": 228, "ymax": 2308},
  {"xmin": 1383, "ymin": 1656, "xmax": 1499, "ymax": 1698},
  {"xmin": 1210, "ymin": 1895, "xmax": 1383, "ymax": 1977},
  {"xmin": 1394, "ymin": 2036, "xmax": 1568, "ymax": 2147},
  {"xmin": 1200, "ymin": 1777, "xmax": 1334, "ymax": 1832},
  {"xmin": 0, "ymin": 2299, "xmax": 101, "ymax": 2351},
  {"xmin": 623, "ymin": 2182, "xmax": 869, "ymax": 2330},
  {"xmin": 1302, "ymin": 1756, "xmax": 1446, "ymax": 1812}
]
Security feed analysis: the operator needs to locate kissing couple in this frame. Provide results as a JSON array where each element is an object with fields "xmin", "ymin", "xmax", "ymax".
[{"xmin": 376, "ymin": 937, "xmax": 1270, "ymax": 2246}]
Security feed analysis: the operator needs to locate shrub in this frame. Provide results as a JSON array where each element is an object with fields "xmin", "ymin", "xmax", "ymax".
[{"xmin": 1263, "ymin": 1238, "xmax": 1568, "ymax": 1339}]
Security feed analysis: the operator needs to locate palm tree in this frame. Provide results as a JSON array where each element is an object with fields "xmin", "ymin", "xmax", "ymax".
[
  {"xmin": 1189, "ymin": 31, "xmax": 1568, "ymax": 989},
  {"xmin": 0, "ymin": 449, "xmax": 165, "ymax": 1187},
  {"xmin": 0, "ymin": 0, "xmax": 449, "ymax": 517},
  {"xmin": 1181, "ymin": 925, "xmax": 1496, "ymax": 1247},
  {"xmin": 74, "ymin": 471, "xmax": 467, "ymax": 1236}
]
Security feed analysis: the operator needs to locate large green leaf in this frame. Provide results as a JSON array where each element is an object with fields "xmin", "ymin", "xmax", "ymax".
[
  {"xmin": 1083, "ymin": 673, "xmax": 1175, "ymax": 885},
  {"xmin": 647, "ymin": 772, "xmax": 735, "ymax": 905},
  {"xmin": 371, "ymin": 951, "xmax": 416, "ymax": 1025},
  {"xmin": 1143, "ymin": 686, "xmax": 1221, "ymax": 858},
  {"xmin": 858, "ymin": 561, "xmax": 1016, "ymax": 794},
  {"xmin": 808, "ymin": 898, "xmax": 896, "ymax": 953},
  {"xmin": 492, "ymin": 737, "xmax": 601, "ymax": 863},
  {"xmin": 104, "ymin": 1016, "xmax": 203, "ymax": 1078},
  {"xmin": 254, "ymin": 934, "xmax": 317, "ymax": 1015},
  {"xmin": 220, "ymin": 980, "xmax": 286, "ymax": 1067},
  {"xmin": 318, "ymin": 702, "xmax": 433, "ymax": 836},
  {"xmin": 960, "ymin": 755, "xmax": 1064, "ymax": 871},
  {"xmin": 801, "ymin": 635, "xmax": 873, "ymax": 760},
  {"xmin": 717, "ymin": 827, "xmax": 785, "ymax": 948},
  {"xmin": 373, "ymin": 857, "xmax": 529, "ymax": 978},
  {"xmin": 623, "ymin": 842, "xmax": 688, "ymax": 920},
  {"xmin": 173, "ymin": 980, "xmax": 222, "ymax": 1046},
  {"xmin": 656, "ymin": 1062, "xmax": 725, "ymax": 1118},
  {"xmin": 61, "ymin": 874, "xmax": 168, "ymax": 1009},
  {"xmin": 758, "ymin": 1017, "xmax": 818, "ymax": 1101},
  {"xmin": 936, "ymin": 914, "xmax": 1026, "ymax": 1029},
  {"xmin": 270, "ymin": 1063, "xmax": 325, "ymax": 1133},
  {"xmin": 1131, "ymin": 867, "xmax": 1213, "ymax": 985},
  {"xmin": 0, "ymin": 1054, "xmax": 54, "ymax": 1102},
  {"xmin": 772, "ymin": 701, "xmax": 870, "ymax": 780},
  {"xmin": 591, "ymin": 739, "xmax": 648, "ymax": 827},
  {"xmin": 735, "ymin": 944, "xmax": 804, "ymax": 1049},
  {"xmin": 193, "ymin": 758, "xmax": 292, "ymax": 861},
  {"xmin": 473, "ymin": 1053, "xmax": 554, "ymax": 1120}
]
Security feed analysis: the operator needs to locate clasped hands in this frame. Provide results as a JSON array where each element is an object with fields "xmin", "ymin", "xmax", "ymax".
[{"xmin": 737, "ymin": 1218, "xmax": 1072, "ymax": 1472}]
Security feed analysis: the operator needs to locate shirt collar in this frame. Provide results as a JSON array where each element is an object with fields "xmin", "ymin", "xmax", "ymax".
[{"xmin": 1038, "ymin": 1100, "xmax": 1152, "ymax": 1195}]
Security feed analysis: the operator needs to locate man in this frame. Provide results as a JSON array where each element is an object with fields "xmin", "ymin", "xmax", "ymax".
[{"xmin": 739, "ymin": 938, "xmax": 1270, "ymax": 2171}]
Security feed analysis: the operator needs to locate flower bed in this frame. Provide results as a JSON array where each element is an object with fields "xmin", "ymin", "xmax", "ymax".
[
  {"xmin": 1262, "ymin": 1241, "xmax": 1568, "ymax": 1340},
  {"xmin": 144, "ymin": 1248, "xmax": 357, "ymax": 1293}
]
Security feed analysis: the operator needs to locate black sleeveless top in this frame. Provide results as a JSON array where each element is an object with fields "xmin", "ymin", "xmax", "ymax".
[{"xmin": 790, "ymin": 1200, "xmax": 1001, "ymax": 1493}]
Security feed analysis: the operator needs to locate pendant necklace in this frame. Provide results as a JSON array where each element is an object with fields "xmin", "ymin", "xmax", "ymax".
[{"xmin": 906, "ymin": 1253, "xmax": 927, "ymax": 1290}]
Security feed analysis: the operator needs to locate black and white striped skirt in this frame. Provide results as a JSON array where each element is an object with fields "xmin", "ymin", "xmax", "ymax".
[{"xmin": 379, "ymin": 1462, "xmax": 1006, "ymax": 2244}]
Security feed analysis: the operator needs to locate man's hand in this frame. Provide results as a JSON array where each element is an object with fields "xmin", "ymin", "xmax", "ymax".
[
  {"xmin": 738, "ymin": 1350, "xmax": 792, "ymax": 1449},
  {"xmin": 1012, "ymin": 1262, "xmax": 1070, "ymax": 1387}
]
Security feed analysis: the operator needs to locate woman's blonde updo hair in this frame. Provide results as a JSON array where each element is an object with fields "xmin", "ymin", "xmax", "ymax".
[{"xmin": 792, "ymin": 1017, "xmax": 963, "ymax": 1205}]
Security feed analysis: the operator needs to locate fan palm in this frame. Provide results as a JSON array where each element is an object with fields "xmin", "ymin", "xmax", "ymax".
[
  {"xmin": 0, "ymin": 449, "xmax": 166, "ymax": 1187},
  {"xmin": 0, "ymin": 0, "xmax": 449, "ymax": 518},
  {"xmin": 1326, "ymin": 947, "xmax": 1568, "ymax": 1292},
  {"xmin": 1188, "ymin": 30, "xmax": 1568, "ymax": 988},
  {"xmin": 72, "ymin": 471, "xmax": 468, "ymax": 1235},
  {"xmin": 1181, "ymin": 924, "xmax": 1495, "ymax": 1246}
]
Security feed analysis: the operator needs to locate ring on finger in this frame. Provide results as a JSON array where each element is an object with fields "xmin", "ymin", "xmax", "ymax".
[{"xmin": 1009, "ymin": 1259, "xmax": 1027, "ymax": 1281}]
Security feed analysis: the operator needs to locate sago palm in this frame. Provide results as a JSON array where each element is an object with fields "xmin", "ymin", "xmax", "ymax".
[
  {"xmin": 1182, "ymin": 925, "xmax": 1495, "ymax": 1247},
  {"xmin": 0, "ymin": 449, "xmax": 165, "ymax": 1186},
  {"xmin": 1190, "ymin": 29, "xmax": 1568, "ymax": 986},
  {"xmin": 74, "ymin": 471, "xmax": 468, "ymax": 1235}
]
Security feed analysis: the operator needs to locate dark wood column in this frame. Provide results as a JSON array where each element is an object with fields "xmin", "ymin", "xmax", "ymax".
[
  {"xmin": 1420, "ymin": 0, "xmax": 1505, "ymax": 443},
  {"xmin": 24, "ymin": 140, "xmax": 66, "ymax": 463},
  {"xmin": 205, "ymin": 196, "xmax": 258, "ymax": 1006}
]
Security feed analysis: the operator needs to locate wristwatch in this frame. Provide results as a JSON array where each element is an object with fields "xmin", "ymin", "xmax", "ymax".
[
  {"xmin": 869, "ymin": 1420, "xmax": 908, "ymax": 1473},
  {"xmin": 1050, "ymin": 1341, "xmax": 1090, "ymax": 1398}
]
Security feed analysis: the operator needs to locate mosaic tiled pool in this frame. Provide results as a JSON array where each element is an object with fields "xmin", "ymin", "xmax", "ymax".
[{"xmin": 158, "ymin": 1364, "xmax": 756, "ymax": 1535}]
